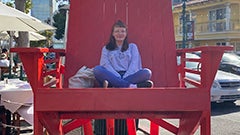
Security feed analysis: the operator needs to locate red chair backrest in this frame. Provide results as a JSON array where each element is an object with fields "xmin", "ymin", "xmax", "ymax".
[{"xmin": 64, "ymin": 0, "xmax": 179, "ymax": 87}]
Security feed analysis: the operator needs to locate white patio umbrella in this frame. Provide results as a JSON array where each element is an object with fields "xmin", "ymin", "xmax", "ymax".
[
  {"xmin": 28, "ymin": 32, "xmax": 47, "ymax": 41},
  {"xmin": 0, "ymin": 2, "xmax": 55, "ymax": 32},
  {"xmin": 0, "ymin": 31, "xmax": 47, "ymax": 41},
  {"xmin": 0, "ymin": 2, "xmax": 54, "ymax": 69}
]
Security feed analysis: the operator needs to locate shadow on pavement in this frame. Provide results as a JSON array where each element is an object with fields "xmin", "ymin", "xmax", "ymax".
[{"xmin": 211, "ymin": 101, "xmax": 240, "ymax": 116}]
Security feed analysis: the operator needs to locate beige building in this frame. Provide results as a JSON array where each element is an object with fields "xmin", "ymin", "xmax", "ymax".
[{"xmin": 173, "ymin": 0, "xmax": 240, "ymax": 51}]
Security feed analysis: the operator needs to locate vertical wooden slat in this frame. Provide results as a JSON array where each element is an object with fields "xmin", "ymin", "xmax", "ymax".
[
  {"xmin": 115, "ymin": 0, "xmax": 128, "ymax": 22},
  {"xmin": 150, "ymin": 122, "xmax": 159, "ymax": 135},
  {"xmin": 65, "ymin": 0, "xmax": 108, "ymax": 87},
  {"xmin": 128, "ymin": 0, "xmax": 178, "ymax": 86},
  {"xmin": 106, "ymin": 119, "xmax": 114, "ymax": 135},
  {"xmin": 65, "ymin": 0, "xmax": 178, "ymax": 87},
  {"xmin": 127, "ymin": 119, "xmax": 137, "ymax": 135}
]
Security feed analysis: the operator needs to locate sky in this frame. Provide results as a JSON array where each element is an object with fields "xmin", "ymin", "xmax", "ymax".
[{"xmin": 2, "ymin": 0, "xmax": 10, "ymax": 2}]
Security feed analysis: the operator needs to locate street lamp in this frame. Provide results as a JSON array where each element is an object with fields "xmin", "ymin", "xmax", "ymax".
[{"xmin": 182, "ymin": 0, "xmax": 187, "ymax": 48}]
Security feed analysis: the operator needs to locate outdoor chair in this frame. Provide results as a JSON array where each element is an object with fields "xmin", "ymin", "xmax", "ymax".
[
  {"xmin": 11, "ymin": 0, "xmax": 232, "ymax": 134},
  {"xmin": 0, "ymin": 66, "xmax": 10, "ymax": 79},
  {"xmin": 0, "ymin": 64, "xmax": 26, "ymax": 81}
]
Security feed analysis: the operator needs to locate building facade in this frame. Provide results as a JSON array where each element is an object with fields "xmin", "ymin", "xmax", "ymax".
[
  {"xmin": 172, "ymin": 0, "xmax": 196, "ymax": 6},
  {"xmin": 31, "ymin": 0, "xmax": 57, "ymax": 24},
  {"xmin": 173, "ymin": 0, "xmax": 240, "ymax": 51}
]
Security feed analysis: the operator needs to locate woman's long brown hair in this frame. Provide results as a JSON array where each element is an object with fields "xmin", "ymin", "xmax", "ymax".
[{"xmin": 106, "ymin": 20, "xmax": 129, "ymax": 52}]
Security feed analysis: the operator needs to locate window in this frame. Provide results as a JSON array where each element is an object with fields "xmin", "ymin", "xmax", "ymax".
[
  {"xmin": 172, "ymin": 0, "xmax": 193, "ymax": 3},
  {"xmin": 236, "ymin": 42, "xmax": 240, "ymax": 52},
  {"xmin": 216, "ymin": 42, "xmax": 226, "ymax": 46},
  {"xmin": 179, "ymin": 13, "xmax": 191, "ymax": 34},
  {"xmin": 209, "ymin": 8, "xmax": 226, "ymax": 32},
  {"xmin": 209, "ymin": 8, "xmax": 226, "ymax": 21},
  {"xmin": 180, "ymin": 14, "xmax": 190, "ymax": 24},
  {"xmin": 176, "ymin": 43, "xmax": 191, "ymax": 49},
  {"xmin": 173, "ymin": 0, "xmax": 181, "ymax": 2},
  {"xmin": 176, "ymin": 43, "xmax": 182, "ymax": 49}
]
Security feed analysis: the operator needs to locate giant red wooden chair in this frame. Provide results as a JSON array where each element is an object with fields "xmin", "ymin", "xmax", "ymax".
[{"xmin": 11, "ymin": 0, "xmax": 232, "ymax": 134}]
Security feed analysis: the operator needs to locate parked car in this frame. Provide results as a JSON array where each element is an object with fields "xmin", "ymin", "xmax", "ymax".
[
  {"xmin": 177, "ymin": 53, "xmax": 240, "ymax": 103},
  {"xmin": 219, "ymin": 52, "xmax": 240, "ymax": 75},
  {"xmin": 195, "ymin": 52, "xmax": 240, "ymax": 75}
]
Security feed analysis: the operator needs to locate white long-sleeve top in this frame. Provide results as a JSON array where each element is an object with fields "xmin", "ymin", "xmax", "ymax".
[
  {"xmin": 100, "ymin": 43, "xmax": 142, "ymax": 78},
  {"xmin": 0, "ymin": 59, "xmax": 10, "ymax": 67}
]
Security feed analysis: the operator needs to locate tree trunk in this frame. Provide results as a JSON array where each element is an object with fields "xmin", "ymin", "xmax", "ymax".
[{"xmin": 15, "ymin": 0, "xmax": 30, "ymax": 47}]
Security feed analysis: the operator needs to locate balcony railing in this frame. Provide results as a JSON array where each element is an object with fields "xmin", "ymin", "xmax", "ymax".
[{"xmin": 175, "ymin": 20, "xmax": 240, "ymax": 36}]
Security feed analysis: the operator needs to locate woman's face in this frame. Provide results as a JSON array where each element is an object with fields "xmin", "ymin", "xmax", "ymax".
[{"xmin": 112, "ymin": 26, "xmax": 127, "ymax": 45}]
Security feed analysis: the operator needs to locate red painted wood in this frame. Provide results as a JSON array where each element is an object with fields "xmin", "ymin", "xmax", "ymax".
[
  {"xmin": 106, "ymin": 119, "xmax": 114, "ymax": 135},
  {"xmin": 178, "ymin": 112, "xmax": 202, "ymax": 135},
  {"xmin": 11, "ymin": 45, "xmax": 232, "ymax": 135},
  {"xmin": 128, "ymin": 0, "xmax": 179, "ymax": 87},
  {"xmin": 64, "ymin": 0, "xmax": 179, "ymax": 87},
  {"xmin": 150, "ymin": 122, "xmax": 159, "ymax": 135},
  {"xmin": 34, "ymin": 112, "xmax": 44, "ymax": 135},
  {"xmin": 200, "ymin": 111, "xmax": 211, "ymax": 135},
  {"xmin": 149, "ymin": 119, "xmax": 178, "ymax": 134},
  {"xmin": 115, "ymin": 0, "xmax": 128, "ymax": 22},
  {"xmin": 62, "ymin": 119, "xmax": 91, "ymax": 133},
  {"xmin": 64, "ymin": 0, "xmax": 114, "ymax": 87},
  {"xmin": 10, "ymin": 0, "xmax": 234, "ymax": 134},
  {"xmin": 38, "ymin": 112, "xmax": 63, "ymax": 135},
  {"xmin": 82, "ymin": 122, "xmax": 94, "ymax": 135},
  {"xmin": 34, "ymin": 88, "xmax": 210, "ymax": 111},
  {"xmin": 126, "ymin": 119, "xmax": 136, "ymax": 135}
]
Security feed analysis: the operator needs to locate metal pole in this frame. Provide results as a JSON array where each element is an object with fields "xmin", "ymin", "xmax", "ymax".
[
  {"xmin": 64, "ymin": 9, "xmax": 69, "ymax": 49},
  {"xmin": 182, "ymin": 0, "xmax": 186, "ymax": 48}
]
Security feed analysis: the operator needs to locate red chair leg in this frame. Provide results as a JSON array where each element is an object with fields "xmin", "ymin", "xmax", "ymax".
[
  {"xmin": 200, "ymin": 112, "xmax": 211, "ymax": 135},
  {"xmin": 150, "ymin": 122, "xmax": 159, "ymax": 135},
  {"xmin": 127, "ymin": 119, "xmax": 137, "ymax": 135},
  {"xmin": 106, "ymin": 119, "xmax": 114, "ymax": 135},
  {"xmin": 83, "ymin": 121, "xmax": 94, "ymax": 135}
]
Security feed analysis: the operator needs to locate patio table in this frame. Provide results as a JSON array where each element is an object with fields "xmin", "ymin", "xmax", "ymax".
[{"xmin": 0, "ymin": 78, "xmax": 33, "ymax": 125}]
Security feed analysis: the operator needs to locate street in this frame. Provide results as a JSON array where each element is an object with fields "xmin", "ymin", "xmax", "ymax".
[
  {"xmin": 211, "ymin": 100, "xmax": 240, "ymax": 135},
  {"xmin": 137, "ymin": 100, "xmax": 240, "ymax": 135}
]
